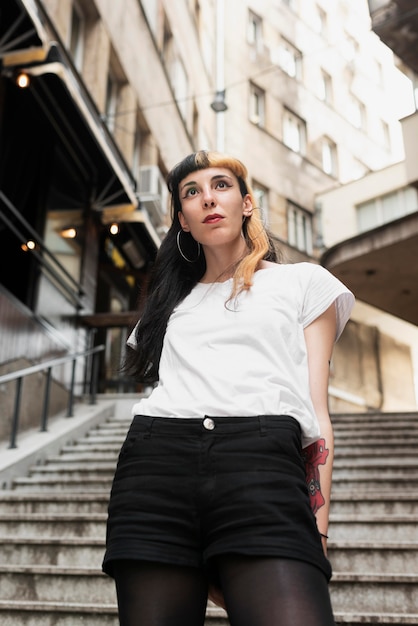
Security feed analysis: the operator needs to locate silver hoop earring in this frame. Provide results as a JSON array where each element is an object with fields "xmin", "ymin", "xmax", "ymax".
[{"xmin": 176, "ymin": 230, "xmax": 201, "ymax": 263}]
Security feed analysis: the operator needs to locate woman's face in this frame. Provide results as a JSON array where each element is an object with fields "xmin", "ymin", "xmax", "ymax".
[{"xmin": 177, "ymin": 167, "xmax": 252, "ymax": 248}]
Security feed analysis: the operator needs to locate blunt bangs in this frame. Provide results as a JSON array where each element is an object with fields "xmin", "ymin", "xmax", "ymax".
[{"xmin": 167, "ymin": 151, "xmax": 253, "ymax": 216}]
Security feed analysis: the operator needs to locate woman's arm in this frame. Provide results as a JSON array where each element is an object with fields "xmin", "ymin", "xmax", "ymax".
[{"xmin": 303, "ymin": 303, "xmax": 337, "ymax": 555}]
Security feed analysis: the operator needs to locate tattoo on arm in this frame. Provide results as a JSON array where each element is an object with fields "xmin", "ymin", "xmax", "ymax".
[{"xmin": 302, "ymin": 438, "xmax": 329, "ymax": 514}]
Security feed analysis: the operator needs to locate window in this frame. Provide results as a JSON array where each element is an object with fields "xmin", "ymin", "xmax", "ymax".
[
  {"xmin": 69, "ymin": 2, "xmax": 85, "ymax": 71},
  {"xmin": 357, "ymin": 186, "xmax": 418, "ymax": 233},
  {"xmin": 287, "ymin": 202, "xmax": 313, "ymax": 254},
  {"xmin": 162, "ymin": 19, "xmax": 175, "ymax": 68},
  {"xmin": 249, "ymin": 84, "xmax": 265, "ymax": 127},
  {"xmin": 276, "ymin": 39, "xmax": 302, "ymax": 79},
  {"xmin": 282, "ymin": 0, "xmax": 298, "ymax": 12},
  {"xmin": 370, "ymin": 57, "xmax": 383, "ymax": 85},
  {"xmin": 313, "ymin": 5, "xmax": 327, "ymax": 35},
  {"xmin": 379, "ymin": 119, "xmax": 390, "ymax": 149},
  {"xmin": 322, "ymin": 137, "xmax": 337, "ymax": 176},
  {"xmin": 105, "ymin": 74, "xmax": 120, "ymax": 133},
  {"xmin": 132, "ymin": 124, "xmax": 149, "ymax": 183},
  {"xmin": 162, "ymin": 18, "xmax": 189, "ymax": 121},
  {"xmin": 248, "ymin": 10, "xmax": 263, "ymax": 52},
  {"xmin": 342, "ymin": 33, "xmax": 359, "ymax": 62},
  {"xmin": 283, "ymin": 109, "xmax": 306, "ymax": 154},
  {"xmin": 347, "ymin": 96, "xmax": 366, "ymax": 130},
  {"xmin": 252, "ymin": 181, "xmax": 269, "ymax": 224},
  {"xmin": 318, "ymin": 70, "xmax": 332, "ymax": 103},
  {"xmin": 142, "ymin": 0, "xmax": 158, "ymax": 36}
]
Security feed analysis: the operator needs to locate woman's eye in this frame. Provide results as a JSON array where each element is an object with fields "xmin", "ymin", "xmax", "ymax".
[
  {"xmin": 185, "ymin": 188, "xmax": 198, "ymax": 197},
  {"xmin": 216, "ymin": 180, "xmax": 231, "ymax": 189}
]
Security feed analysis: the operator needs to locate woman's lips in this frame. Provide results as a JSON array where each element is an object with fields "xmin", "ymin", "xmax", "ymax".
[{"xmin": 203, "ymin": 214, "xmax": 223, "ymax": 224}]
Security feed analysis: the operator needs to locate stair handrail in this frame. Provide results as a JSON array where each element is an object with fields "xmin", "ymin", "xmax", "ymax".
[
  {"xmin": 0, "ymin": 344, "xmax": 105, "ymax": 449},
  {"xmin": 0, "ymin": 191, "xmax": 85, "ymax": 308}
]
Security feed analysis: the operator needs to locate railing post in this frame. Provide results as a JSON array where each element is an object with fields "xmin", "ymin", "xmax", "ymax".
[
  {"xmin": 67, "ymin": 358, "xmax": 77, "ymax": 417},
  {"xmin": 9, "ymin": 377, "xmax": 23, "ymax": 449},
  {"xmin": 40, "ymin": 367, "xmax": 52, "ymax": 432},
  {"xmin": 90, "ymin": 351, "xmax": 99, "ymax": 405}
]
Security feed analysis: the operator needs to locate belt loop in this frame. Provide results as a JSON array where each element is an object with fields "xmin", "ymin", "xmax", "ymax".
[
  {"xmin": 259, "ymin": 415, "xmax": 267, "ymax": 437},
  {"xmin": 144, "ymin": 417, "xmax": 154, "ymax": 438}
]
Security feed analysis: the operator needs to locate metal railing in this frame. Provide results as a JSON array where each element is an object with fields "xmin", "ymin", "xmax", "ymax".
[
  {"xmin": 0, "ymin": 191, "xmax": 85, "ymax": 308},
  {"xmin": 0, "ymin": 344, "xmax": 105, "ymax": 449}
]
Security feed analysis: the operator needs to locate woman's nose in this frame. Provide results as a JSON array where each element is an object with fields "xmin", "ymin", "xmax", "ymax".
[{"xmin": 202, "ymin": 188, "xmax": 216, "ymax": 208}]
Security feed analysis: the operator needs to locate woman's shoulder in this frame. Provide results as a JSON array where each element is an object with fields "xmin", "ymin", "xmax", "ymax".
[{"xmin": 257, "ymin": 260, "xmax": 320, "ymax": 277}]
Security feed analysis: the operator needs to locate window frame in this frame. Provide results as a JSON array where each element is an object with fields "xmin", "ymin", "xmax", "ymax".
[
  {"xmin": 249, "ymin": 83, "xmax": 266, "ymax": 127},
  {"xmin": 282, "ymin": 108, "xmax": 306, "ymax": 154},
  {"xmin": 68, "ymin": 1, "xmax": 85, "ymax": 72},
  {"xmin": 287, "ymin": 201, "xmax": 313, "ymax": 254}
]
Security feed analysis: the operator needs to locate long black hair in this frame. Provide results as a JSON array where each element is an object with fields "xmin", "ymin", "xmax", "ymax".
[{"xmin": 123, "ymin": 150, "xmax": 278, "ymax": 383}]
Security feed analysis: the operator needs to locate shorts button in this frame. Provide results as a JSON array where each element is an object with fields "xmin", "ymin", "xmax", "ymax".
[{"xmin": 203, "ymin": 417, "xmax": 215, "ymax": 430}]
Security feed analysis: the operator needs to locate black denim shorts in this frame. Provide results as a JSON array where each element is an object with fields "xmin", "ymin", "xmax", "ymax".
[{"xmin": 102, "ymin": 414, "xmax": 332, "ymax": 582}]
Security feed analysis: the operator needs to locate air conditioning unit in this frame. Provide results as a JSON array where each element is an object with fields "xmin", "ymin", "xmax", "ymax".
[{"xmin": 138, "ymin": 165, "xmax": 168, "ymax": 227}]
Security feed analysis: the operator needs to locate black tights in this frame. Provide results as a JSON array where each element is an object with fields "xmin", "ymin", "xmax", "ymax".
[{"xmin": 113, "ymin": 556, "xmax": 335, "ymax": 626}]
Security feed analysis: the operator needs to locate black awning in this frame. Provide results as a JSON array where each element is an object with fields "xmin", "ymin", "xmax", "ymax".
[
  {"xmin": 17, "ymin": 44, "xmax": 139, "ymax": 212},
  {"xmin": 1, "ymin": 0, "xmax": 161, "ymax": 250},
  {"xmin": 0, "ymin": 0, "xmax": 49, "ymax": 66}
]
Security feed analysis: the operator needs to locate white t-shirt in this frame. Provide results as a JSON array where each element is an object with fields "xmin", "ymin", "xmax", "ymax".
[{"xmin": 130, "ymin": 262, "xmax": 355, "ymax": 446}]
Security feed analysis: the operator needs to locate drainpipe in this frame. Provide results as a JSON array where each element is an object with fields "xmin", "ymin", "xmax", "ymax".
[{"xmin": 214, "ymin": 0, "xmax": 225, "ymax": 151}]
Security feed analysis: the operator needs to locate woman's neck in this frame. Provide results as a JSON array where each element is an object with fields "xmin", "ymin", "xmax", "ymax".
[{"xmin": 200, "ymin": 240, "xmax": 248, "ymax": 284}]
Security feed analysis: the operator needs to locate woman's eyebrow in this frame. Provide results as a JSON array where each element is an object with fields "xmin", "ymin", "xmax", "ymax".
[
  {"xmin": 180, "ymin": 180, "xmax": 197, "ymax": 191},
  {"xmin": 180, "ymin": 174, "xmax": 232, "ymax": 192},
  {"xmin": 211, "ymin": 174, "xmax": 233, "ymax": 182}
]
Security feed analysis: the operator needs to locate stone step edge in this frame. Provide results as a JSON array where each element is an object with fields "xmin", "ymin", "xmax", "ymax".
[
  {"xmin": 333, "ymin": 613, "xmax": 418, "ymax": 625},
  {"xmin": 32, "ymin": 458, "xmax": 418, "ymax": 468},
  {"xmin": 1, "ymin": 565, "xmax": 417, "ymax": 582},
  {"xmin": 0, "ymin": 600, "xmax": 418, "ymax": 625},
  {"xmin": 0, "ymin": 599, "xmax": 116, "ymax": 614},
  {"xmin": 2, "ymin": 490, "xmax": 417, "ymax": 502},
  {"xmin": 0, "ymin": 536, "xmax": 105, "ymax": 545},
  {"xmin": 0, "ymin": 492, "xmax": 109, "ymax": 501},
  {"xmin": 1, "ymin": 537, "xmax": 418, "ymax": 551},
  {"xmin": 2, "ymin": 513, "xmax": 418, "ymax": 523}
]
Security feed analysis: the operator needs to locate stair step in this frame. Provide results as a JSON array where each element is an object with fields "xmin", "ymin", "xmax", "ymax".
[
  {"xmin": 329, "ymin": 515, "xmax": 418, "ymax": 541},
  {"xmin": 0, "ymin": 601, "xmax": 119, "ymax": 626},
  {"xmin": 334, "ymin": 436, "xmax": 418, "ymax": 446},
  {"xmin": 329, "ymin": 541, "xmax": 418, "ymax": 573},
  {"xmin": 332, "ymin": 413, "xmax": 418, "ymax": 424},
  {"xmin": 333, "ymin": 613, "xmax": 418, "ymax": 625},
  {"xmin": 331, "ymin": 476, "xmax": 417, "ymax": 490},
  {"xmin": 1, "ymin": 406, "xmax": 417, "ymax": 625},
  {"xmin": 0, "ymin": 566, "xmax": 113, "ymax": 604},
  {"xmin": 1, "ymin": 565, "xmax": 417, "ymax": 615},
  {"xmin": 0, "ymin": 603, "xmax": 416, "ymax": 626},
  {"xmin": 0, "ymin": 514, "xmax": 106, "ymax": 538},
  {"xmin": 27, "ymin": 464, "xmax": 116, "ymax": 479},
  {"xmin": 11, "ymin": 477, "xmax": 112, "ymax": 491},
  {"xmin": 0, "ymin": 537, "xmax": 104, "ymax": 567},
  {"xmin": 330, "ymin": 492, "xmax": 418, "ymax": 515},
  {"xmin": 61, "ymin": 443, "xmax": 122, "ymax": 453},
  {"xmin": 0, "ymin": 601, "xmax": 227, "ymax": 626},
  {"xmin": 329, "ymin": 573, "xmax": 418, "ymax": 613},
  {"xmin": 0, "ymin": 492, "xmax": 109, "ymax": 515}
]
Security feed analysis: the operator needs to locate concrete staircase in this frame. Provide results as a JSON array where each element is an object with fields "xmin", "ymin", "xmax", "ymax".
[{"xmin": 0, "ymin": 405, "xmax": 417, "ymax": 625}]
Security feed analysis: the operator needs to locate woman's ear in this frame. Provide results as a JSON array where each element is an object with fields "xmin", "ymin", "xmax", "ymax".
[
  {"xmin": 242, "ymin": 195, "xmax": 253, "ymax": 218},
  {"xmin": 178, "ymin": 211, "xmax": 190, "ymax": 232}
]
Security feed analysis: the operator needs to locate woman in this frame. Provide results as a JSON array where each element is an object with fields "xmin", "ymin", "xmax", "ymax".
[{"xmin": 102, "ymin": 150, "xmax": 355, "ymax": 626}]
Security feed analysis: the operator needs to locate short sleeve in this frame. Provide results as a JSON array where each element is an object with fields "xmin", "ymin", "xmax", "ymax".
[{"xmin": 300, "ymin": 263, "xmax": 355, "ymax": 341}]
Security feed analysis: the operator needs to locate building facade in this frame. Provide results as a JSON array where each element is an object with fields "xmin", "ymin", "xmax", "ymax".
[{"xmin": 0, "ymin": 0, "xmax": 415, "ymax": 438}]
